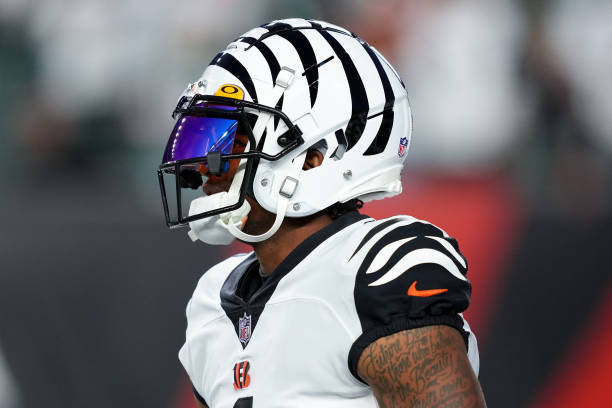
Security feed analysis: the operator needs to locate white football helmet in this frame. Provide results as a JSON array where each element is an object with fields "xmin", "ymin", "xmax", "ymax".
[{"xmin": 158, "ymin": 18, "xmax": 412, "ymax": 244}]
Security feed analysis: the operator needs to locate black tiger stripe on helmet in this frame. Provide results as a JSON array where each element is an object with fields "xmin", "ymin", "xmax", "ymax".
[
  {"xmin": 210, "ymin": 52, "xmax": 259, "ymax": 103},
  {"xmin": 360, "ymin": 42, "xmax": 396, "ymax": 156},
  {"xmin": 235, "ymin": 37, "xmax": 282, "ymax": 85},
  {"xmin": 309, "ymin": 20, "xmax": 370, "ymax": 152},
  {"xmin": 213, "ymin": 18, "xmax": 406, "ymax": 162}
]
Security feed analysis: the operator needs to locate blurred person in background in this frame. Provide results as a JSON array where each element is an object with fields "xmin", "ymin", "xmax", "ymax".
[{"xmin": 158, "ymin": 18, "xmax": 485, "ymax": 407}]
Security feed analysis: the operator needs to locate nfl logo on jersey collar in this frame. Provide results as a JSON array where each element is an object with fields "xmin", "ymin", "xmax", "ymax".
[{"xmin": 238, "ymin": 312, "xmax": 252, "ymax": 345}]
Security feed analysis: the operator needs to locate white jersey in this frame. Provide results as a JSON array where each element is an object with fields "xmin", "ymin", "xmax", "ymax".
[{"xmin": 179, "ymin": 212, "xmax": 479, "ymax": 408}]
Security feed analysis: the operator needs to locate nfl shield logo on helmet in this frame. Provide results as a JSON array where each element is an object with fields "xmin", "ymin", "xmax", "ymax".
[
  {"xmin": 238, "ymin": 313, "xmax": 252, "ymax": 344},
  {"xmin": 398, "ymin": 137, "xmax": 408, "ymax": 157}
]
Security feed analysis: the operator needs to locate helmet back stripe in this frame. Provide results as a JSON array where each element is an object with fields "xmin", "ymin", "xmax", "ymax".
[
  {"xmin": 364, "ymin": 109, "xmax": 395, "ymax": 156},
  {"xmin": 361, "ymin": 44, "xmax": 395, "ymax": 109},
  {"xmin": 372, "ymin": 46, "xmax": 406, "ymax": 89},
  {"xmin": 361, "ymin": 43, "xmax": 396, "ymax": 156},
  {"xmin": 312, "ymin": 24, "xmax": 369, "ymax": 152},
  {"xmin": 211, "ymin": 53, "xmax": 259, "ymax": 103}
]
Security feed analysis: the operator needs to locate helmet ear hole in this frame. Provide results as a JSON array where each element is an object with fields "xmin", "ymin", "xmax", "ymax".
[
  {"xmin": 303, "ymin": 149, "xmax": 325, "ymax": 171},
  {"xmin": 310, "ymin": 139, "xmax": 328, "ymax": 157}
]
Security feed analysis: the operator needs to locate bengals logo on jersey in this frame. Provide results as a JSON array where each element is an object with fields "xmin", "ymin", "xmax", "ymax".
[{"xmin": 233, "ymin": 361, "xmax": 251, "ymax": 390}]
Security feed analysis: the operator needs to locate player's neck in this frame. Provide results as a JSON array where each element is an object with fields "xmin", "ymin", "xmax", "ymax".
[{"xmin": 252, "ymin": 212, "xmax": 334, "ymax": 276}]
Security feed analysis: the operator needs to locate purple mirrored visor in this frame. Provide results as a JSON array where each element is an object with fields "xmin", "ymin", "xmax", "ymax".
[{"xmin": 161, "ymin": 104, "xmax": 239, "ymax": 165}]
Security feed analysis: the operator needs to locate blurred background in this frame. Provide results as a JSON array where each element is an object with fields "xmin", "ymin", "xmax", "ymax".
[{"xmin": 1, "ymin": 0, "xmax": 611, "ymax": 407}]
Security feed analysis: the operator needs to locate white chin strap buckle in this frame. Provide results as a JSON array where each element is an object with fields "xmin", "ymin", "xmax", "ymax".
[
  {"xmin": 227, "ymin": 150, "xmax": 306, "ymax": 243},
  {"xmin": 279, "ymin": 176, "xmax": 298, "ymax": 198}
]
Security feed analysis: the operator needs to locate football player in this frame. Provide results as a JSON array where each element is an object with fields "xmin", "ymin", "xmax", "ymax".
[{"xmin": 158, "ymin": 18, "xmax": 486, "ymax": 408}]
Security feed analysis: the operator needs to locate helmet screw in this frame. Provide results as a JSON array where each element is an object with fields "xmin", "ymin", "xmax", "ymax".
[
  {"xmin": 293, "ymin": 203, "xmax": 301, "ymax": 211},
  {"xmin": 343, "ymin": 170, "xmax": 352, "ymax": 179},
  {"xmin": 261, "ymin": 178, "xmax": 269, "ymax": 187},
  {"xmin": 278, "ymin": 136, "xmax": 288, "ymax": 146}
]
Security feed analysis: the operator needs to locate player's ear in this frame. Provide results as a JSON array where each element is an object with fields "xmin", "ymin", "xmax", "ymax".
[{"xmin": 303, "ymin": 149, "xmax": 324, "ymax": 170}]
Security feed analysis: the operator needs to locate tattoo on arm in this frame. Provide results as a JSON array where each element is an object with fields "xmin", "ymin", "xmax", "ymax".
[{"xmin": 357, "ymin": 325, "xmax": 486, "ymax": 408}]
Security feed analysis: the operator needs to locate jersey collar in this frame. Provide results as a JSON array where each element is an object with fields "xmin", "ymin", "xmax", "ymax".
[{"xmin": 219, "ymin": 211, "xmax": 370, "ymax": 348}]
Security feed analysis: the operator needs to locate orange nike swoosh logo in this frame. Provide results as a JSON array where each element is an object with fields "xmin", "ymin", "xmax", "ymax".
[{"xmin": 407, "ymin": 281, "xmax": 448, "ymax": 297}]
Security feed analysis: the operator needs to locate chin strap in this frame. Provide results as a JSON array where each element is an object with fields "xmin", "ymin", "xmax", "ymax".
[
  {"xmin": 226, "ymin": 150, "xmax": 306, "ymax": 242},
  {"xmin": 222, "ymin": 66, "xmax": 300, "ymax": 243}
]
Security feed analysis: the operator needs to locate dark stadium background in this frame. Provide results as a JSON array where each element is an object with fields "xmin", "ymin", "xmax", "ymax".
[{"xmin": 1, "ymin": 1, "xmax": 611, "ymax": 407}]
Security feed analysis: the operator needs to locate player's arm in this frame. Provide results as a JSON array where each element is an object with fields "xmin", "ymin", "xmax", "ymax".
[
  {"xmin": 350, "ymin": 221, "xmax": 485, "ymax": 407},
  {"xmin": 358, "ymin": 325, "xmax": 486, "ymax": 408}
]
